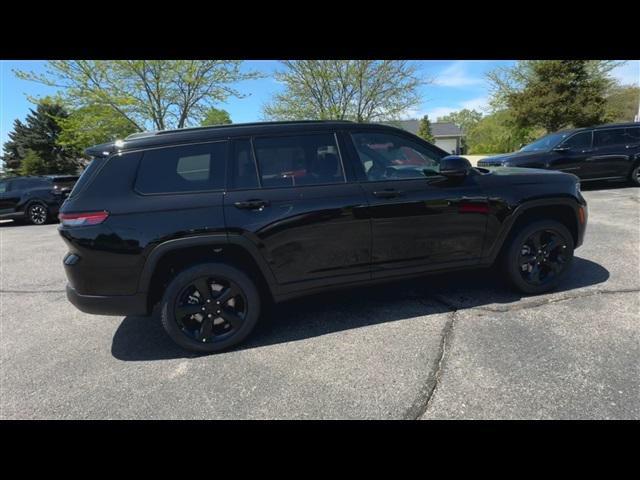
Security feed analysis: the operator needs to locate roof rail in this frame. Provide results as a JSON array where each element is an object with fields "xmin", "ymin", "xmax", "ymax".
[{"xmin": 125, "ymin": 120, "xmax": 355, "ymax": 140}]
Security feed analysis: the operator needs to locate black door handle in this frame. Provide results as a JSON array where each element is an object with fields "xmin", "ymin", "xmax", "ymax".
[
  {"xmin": 234, "ymin": 199, "xmax": 270, "ymax": 210},
  {"xmin": 373, "ymin": 189, "xmax": 402, "ymax": 199}
]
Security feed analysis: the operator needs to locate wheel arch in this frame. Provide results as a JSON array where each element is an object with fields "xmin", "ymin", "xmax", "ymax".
[
  {"xmin": 488, "ymin": 198, "xmax": 581, "ymax": 264},
  {"xmin": 139, "ymin": 234, "xmax": 278, "ymax": 312}
]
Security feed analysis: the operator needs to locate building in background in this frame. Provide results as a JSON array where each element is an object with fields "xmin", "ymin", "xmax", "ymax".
[{"xmin": 387, "ymin": 120, "xmax": 465, "ymax": 154}]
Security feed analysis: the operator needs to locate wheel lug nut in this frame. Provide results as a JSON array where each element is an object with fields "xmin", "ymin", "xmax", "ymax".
[
  {"xmin": 201, "ymin": 307, "xmax": 206, "ymax": 311},
  {"xmin": 206, "ymin": 299, "xmax": 211, "ymax": 303},
  {"xmin": 207, "ymin": 314, "xmax": 212, "ymax": 318},
  {"xmin": 216, "ymin": 310, "xmax": 221, "ymax": 314}
]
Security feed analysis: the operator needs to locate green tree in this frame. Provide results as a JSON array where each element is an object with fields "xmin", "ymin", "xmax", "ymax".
[
  {"xmin": 417, "ymin": 115, "xmax": 435, "ymax": 142},
  {"xmin": 19, "ymin": 149, "xmax": 49, "ymax": 175},
  {"xmin": 1, "ymin": 101, "xmax": 80, "ymax": 175},
  {"xmin": 15, "ymin": 61, "xmax": 260, "ymax": 131},
  {"xmin": 437, "ymin": 109, "xmax": 483, "ymax": 154},
  {"xmin": 200, "ymin": 107, "xmax": 232, "ymax": 126},
  {"xmin": 605, "ymin": 85, "xmax": 640, "ymax": 123},
  {"xmin": 437, "ymin": 109, "xmax": 483, "ymax": 135},
  {"xmin": 466, "ymin": 110, "xmax": 543, "ymax": 154},
  {"xmin": 487, "ymin": 60, "xmax": 621, "ymax": 132},
  {"xmin": 57, "ymin": 104, "xmax": 138, "ymax": 153},
  {"xmin": 263, "ymin": 60, "xmax": 424, "ymax": 122}
]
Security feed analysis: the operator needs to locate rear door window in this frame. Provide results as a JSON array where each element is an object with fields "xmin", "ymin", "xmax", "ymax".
[
  {"xmin": 135, "ymin": 142, "xmax": 227, "ymax": 194},
  {"xmin": 253, "ymin": 133, "xmax": 345, "ymax": 188},
  {"xmin": 229, "ymin": 139, "xmax": 259, "ymax": 190},
  {"xmin": 625, "ymin": 127, "xmax": 640, "ymax": 142},
  {"xmin": 594, "ymin": 128, "xmax": 627, "ymax": 147}
]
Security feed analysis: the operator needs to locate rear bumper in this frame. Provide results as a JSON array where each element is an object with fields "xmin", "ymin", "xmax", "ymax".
[{"xmin": 66, "ymin": 284, "xmax": 149, "ymax": 316}]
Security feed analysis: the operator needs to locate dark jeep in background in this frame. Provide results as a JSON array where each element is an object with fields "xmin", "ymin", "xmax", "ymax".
[
  {"xmin": 59, "ymin": 121, "xmax": 587, "ymax": 352},
  {"xmin": 478, "ymin": 122, "xmax": 640, "ymax": 186},
  {"xmin": 0, "ymin": 175, "xmax": 78, "ymax": 225}
]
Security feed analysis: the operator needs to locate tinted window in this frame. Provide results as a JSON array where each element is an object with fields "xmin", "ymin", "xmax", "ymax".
[
  {"xmin": 230, "ymin": 139, "xmax": 259, "ymax": 190},
  {"xmin": 70, "ymin": 158, "xmax": 106, "ymax": 197},
  {"xmin": 135, "ymin": 142, "xmax": 226, "ymax": 194},
  {"xmin": 351, "ymin": 132, "xmax": 441, "ymax": 181},
  {"xmin": 10, "ymin": 178, "xmax": 48, "ymax": 190},
  {"xmin": 594, "ymin": 128, "xmax": 627, "ymax": 147},
  {"xmin": 254, "ymin": 134, "xmax": 345, "ymax": 188},
  {"xmin": 561, "ymin": 131, "xmax": 592, "ymax": 149},
  {"xmin": 625, "ymin": 127, "xmax": 640, "ymax": 142}
]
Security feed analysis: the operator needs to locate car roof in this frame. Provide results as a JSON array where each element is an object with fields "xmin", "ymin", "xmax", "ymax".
[{"xmin": 85, "ymin": 120, "xmax": 421, "ymax": 157}]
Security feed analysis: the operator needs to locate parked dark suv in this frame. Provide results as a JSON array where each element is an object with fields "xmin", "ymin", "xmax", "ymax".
[
  {"xmin": 0, "ymin": 175, "xmax": 78, "ymax": 225},
  {"xmin": 478, "ymin": 122, "xmax": 640, "ymax": 186},
  {"xmin": 59, "ymin": 121, "xmax": 587, "ymax": 352}
]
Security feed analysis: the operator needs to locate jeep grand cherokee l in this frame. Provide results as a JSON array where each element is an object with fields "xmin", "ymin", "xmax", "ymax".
[
  {"xmin": 0, "ymin": 175, "xmax": 78, "ymax": 225},
  {"xmin": 478, "ymin": 122, "xmax": 640, "ymax": 186},
  {"xmin": 59, "ymin": 121, "xmax": 588, "ymax": 353}
]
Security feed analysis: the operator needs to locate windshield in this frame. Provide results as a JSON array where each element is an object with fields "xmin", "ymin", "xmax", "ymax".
[{"xmin": 520, "ymin": 132, "xmax": 572, "ymax": 152}]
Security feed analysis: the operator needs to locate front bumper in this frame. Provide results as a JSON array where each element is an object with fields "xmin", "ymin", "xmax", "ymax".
[{"xmin": 66, "ymin": 284, "xmax": 149, "ymax": 316}]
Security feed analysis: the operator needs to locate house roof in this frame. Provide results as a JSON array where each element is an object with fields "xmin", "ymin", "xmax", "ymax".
[
  {"xmin": 383, "ymin": 120, "xmax": 464, "ymax": 137},
  {"xmin": 431, "ymin": 122, "xmax": 464, "ymax": 137}
]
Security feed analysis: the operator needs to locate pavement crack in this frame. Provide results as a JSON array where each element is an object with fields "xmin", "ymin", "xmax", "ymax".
[
  {"xmin": 403, "ymin": 296, "xmax": 457, "ymax": 420},
  {"xmin": 473, "ymin": 287, "xmax": 640, "ymax": 313}
]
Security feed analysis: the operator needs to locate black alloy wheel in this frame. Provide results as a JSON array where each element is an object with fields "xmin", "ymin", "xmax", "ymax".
[
  {"xmin": 518, "ymin": 229, "xmax": 569, "ymax": 286},
  {"xmin": 174, "ymin": 276, "xmax": 247, "ymax": 343},
  {"xmin": 503, "ymin": 220, "xmax": 575, "ymax": 295},
  {"xmin": 27, "ymin": 203, "xmax": 48, "ymax": 225},
  {"xmin": 160, "ymin": 262, "xmax": 261, "ymax": 353}
]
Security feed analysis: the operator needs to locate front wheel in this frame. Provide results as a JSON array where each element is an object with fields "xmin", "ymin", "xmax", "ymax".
[
  {"xmin": 160, "ymin": 263, "xmax": 261, "ymax": 353},
  {"xmin": 502, "ymin": 220, "xmax": 574, "ymax": 295}
]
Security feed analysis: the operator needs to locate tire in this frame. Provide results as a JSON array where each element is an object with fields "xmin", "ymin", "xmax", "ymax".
[
  {"xmin": 629, "ymin": 163, "xmax": 640, "ymax": 187},
  {"xmin": 502, "ymin": 220, "xmax": 575, "ymax": 295},
  {"xmin": 160, "ymin": 262, "xmax": 261, "ymax": 353},
  {"xmin": 26, "ymin": 202, "xmax": 49, "ymax": 225}
]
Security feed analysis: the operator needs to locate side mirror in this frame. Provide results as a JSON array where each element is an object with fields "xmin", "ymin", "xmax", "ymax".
[{"xmin": 439, "ymin": 155, "xmax": 472, "ymax": 177}]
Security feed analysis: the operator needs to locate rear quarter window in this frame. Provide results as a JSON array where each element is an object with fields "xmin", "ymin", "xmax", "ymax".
[
  {"xmin": 134, "ymin": 142, "xmax": 227, "ymax": 194},
  {"xmin": 69, "ymin": 158, "xmax": 106, "ymax": 198}
]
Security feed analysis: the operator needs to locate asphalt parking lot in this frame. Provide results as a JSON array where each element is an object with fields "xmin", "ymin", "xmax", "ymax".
[{"xmin": 1, "ymin": 184, "xmax": 638, "ymax": 419}]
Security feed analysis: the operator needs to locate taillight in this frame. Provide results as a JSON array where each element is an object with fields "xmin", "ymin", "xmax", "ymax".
[{"xmin": 59, "ymin": 211, "xmax": 109, "ymax": 226}]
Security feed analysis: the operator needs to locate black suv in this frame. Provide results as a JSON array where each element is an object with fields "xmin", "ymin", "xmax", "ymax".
[
  {"xmin": 59, "ymin": 121, "xmax": 587, "ymax": 352},
  {"xmin": 478, "ymin": 122, "xmax": 640, "ymax": 186},
  {"xmin": 0, "ymin": 175, "xmax": 78, "ymax": 225}
]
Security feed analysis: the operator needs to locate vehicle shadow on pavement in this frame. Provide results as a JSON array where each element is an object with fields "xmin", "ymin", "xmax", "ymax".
[{"xmin": 110, "ymin": 256, "xmax": 609, "ymax": 361}]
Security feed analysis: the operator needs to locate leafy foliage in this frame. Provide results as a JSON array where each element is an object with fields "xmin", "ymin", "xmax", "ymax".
[
  {"xmin": 466, "ymin": 110, "xmax": 544, "ymax": 154},
  {"xmin": 1, "ymin": 101, "xmax": 80, "ymax": 175},
  {"xmin": 487, "ymin": 60, "xmax": 621, "ymax": 132},
  {"xmin": 263, "ymin": 60, "xmax": 424, "ymax": 122},
  {"xmin": 15, "ymin": 61, "xmax": 260, "ymax": 131},
  {"xmin": 19, "ymin": 149, "xmax": 49, "ymax": 175},
  {"xmin": 200, "ymin": 107, "xmax": 232, "ymax": 126},
  {"xmin": 417, "ymin": 115, "xmax": 435, "ymax": 142},
  {"xmin": 604, "ymin": 85, "xmax": 640, "ymax": 123},
  {"xmin": 437, "ymin": 109, "xmax": 483, "ymax": 135},
  {"xmin": 57, "ymin": 104, "xmax": 138, "ymax": 153}
]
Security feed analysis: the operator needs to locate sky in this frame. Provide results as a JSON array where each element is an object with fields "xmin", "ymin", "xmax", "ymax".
[{"xmin": 1, "ymin": 60, "xmax": 639, "ymax": 151}]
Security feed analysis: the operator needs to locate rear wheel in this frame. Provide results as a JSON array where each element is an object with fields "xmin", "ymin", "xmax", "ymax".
[
  {"xmin": 26, "ymin": 203, "xmax": 49, "ymax": 225},
  {"xmin": 502, "ymin": 220, "xmax": 574, "ymax": 295},
  {"xmin": 629, "ymin": 164, "xmax": 640, "ymax": 187},
  {"xmin": 160, "ymin": 262, "xmax": 261, "ymax": 353}
]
